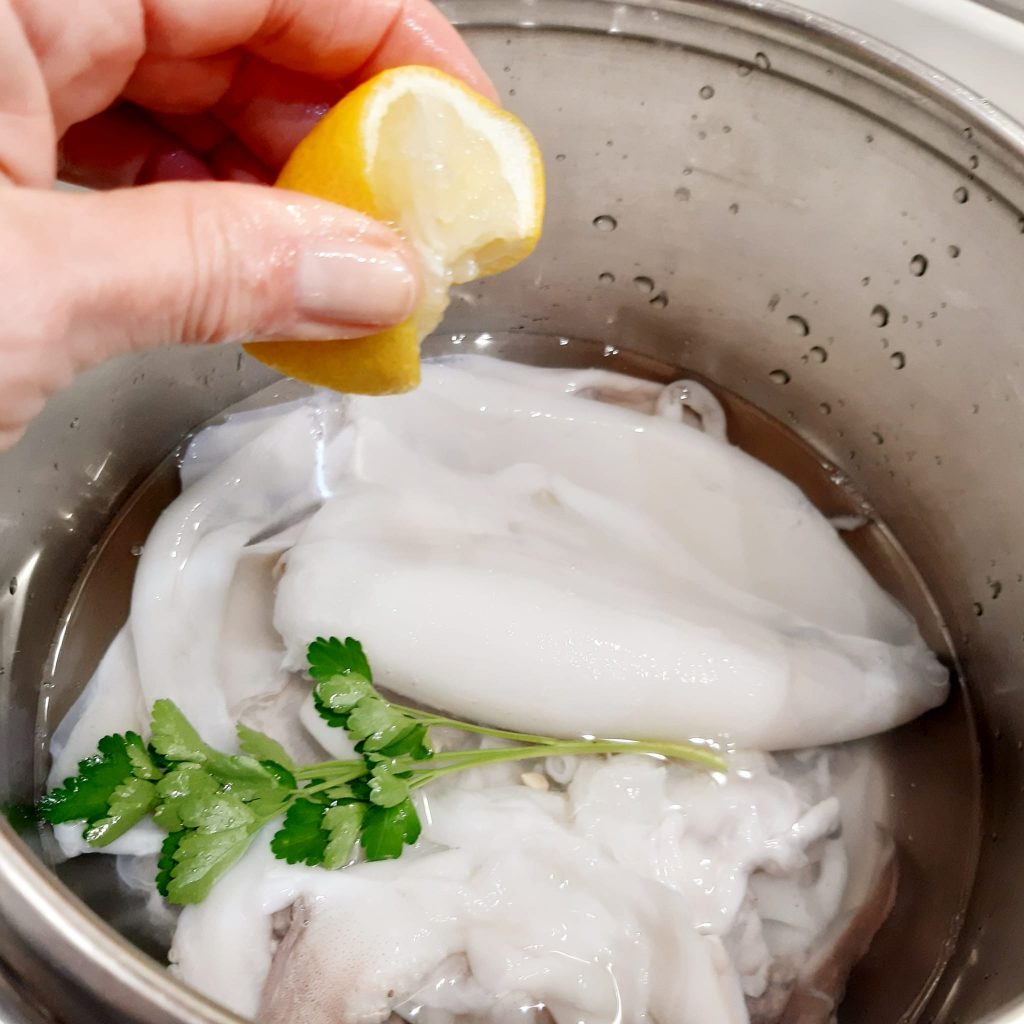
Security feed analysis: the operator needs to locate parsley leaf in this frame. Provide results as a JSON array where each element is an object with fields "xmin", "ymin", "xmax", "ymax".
[
  {"xmin": 322, "ymin": 802, "xmax": 367, "ymax": 869},
  {"xmin": 149, "ymin": 701, "xmax": 208, "ymax": 763},
  {"xmin": 315, "ymin": 674, "xmax": 374, "ymax": 715},
  {"xmin": 126, "ymin": 733, "xmax": 164, "ymax": 781},
  {"xmin": 270, "ymin": 798, "xmax": 329, "ymax": 866},
  {"xmin": 347, "ymin": 697, "xmax": 421, "ymax": 752},
  {"xmin": 84, "ymin": 777, "xmax": 159, "ymax": 847},
  {"xmin": 39, "ymin": 733, "xmax": 136, "ymax": 826},
  {"xmin": 368, "ymin": 761, "xmax": 411, "ymax": 808},
  {"xmin": 151, "ymin": 700, "xmax": 281, "ymax": 800},
  {"xmin": 360, "ymin": 798, "xmax": 421, "ymax": 860},
  {"xmin": 164, "ymin": 825, "xmax": 261, "ymax": 904},
  {"xmin": 156, "ymin": 830, "xmax": 184, "ymax": 898},
  {"xmin": 236, "ymin": 724, "xmax": 295, "ymax": 771},
  {"xmin": 307, "ymin": 636, "xmax": 372, "ymax": 683},
  {"xmin": 152, "ymin": 764, "xmax": 220, "ymax": 832}
]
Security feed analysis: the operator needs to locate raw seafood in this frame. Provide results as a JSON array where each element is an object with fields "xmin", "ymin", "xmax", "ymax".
[{"xmin": 47, "ymin": 356, "xmax": 947, "ymax": 1023}]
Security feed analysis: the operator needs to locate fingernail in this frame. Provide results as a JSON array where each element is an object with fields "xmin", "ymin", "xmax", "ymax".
[{"xmin": 296, "ymin": 241, "xmax": 418, "ymax": 328}]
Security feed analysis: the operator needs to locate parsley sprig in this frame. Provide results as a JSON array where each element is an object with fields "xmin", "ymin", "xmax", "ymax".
[{"xmin": 40, "ymin": 637, "xmax": 726, "ymax": 905}]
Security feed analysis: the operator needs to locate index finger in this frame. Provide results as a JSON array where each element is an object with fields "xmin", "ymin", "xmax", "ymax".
[{"xmin": 141, "ymin": 0, "xmax": 497, "ymax": 101}]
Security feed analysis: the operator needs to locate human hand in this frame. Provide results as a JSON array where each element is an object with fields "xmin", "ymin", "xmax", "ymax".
[{"xmin": 0, "ymin": 0, "xmax": 495, "ymax": 447}]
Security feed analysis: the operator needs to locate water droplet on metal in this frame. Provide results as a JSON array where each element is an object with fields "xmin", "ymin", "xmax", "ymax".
[
  {"xmin": 8, "ymin": 577, "xmax": 16, "ymax": 596},
  {"xmin": 954, "ymin": 186, "xmax": 969, "ymax": 204},
  {"xmin": 890, "ymin": 351, "xmax": 906, "ymax": 370},
  {"xmin": 809, "ymin": 345, "xmax": 827, "ymax": 363},
  {"xmin": 728, "ymin": 202, "xmax": 739, "ymax": 214},
  {"xmin": 948, "ymin": 244, "xmax": 961, "ymax": 258},
  {"xmin": 674, "ymin": 186, "xmax": 691, "ymax": 202},
  {"xmin": 910, "ymin": 254, "xmax": 928, "ymax": 276},
  {"xmin": 592, "ymin": 214, "xmax": 617, "ymax": 231},
  {"xmin": 633, "ymin": 276, "xmax": 655, "ymax": 294},
  {"xmin": 737, "ymin": 62, "xmax": 753, "ymax": 77},
  {"xmin": 786, "ymin": 314, "xmax": 810, "ymax": 337},
  {"xmin": 872, "ymin": 431, "xmax": 885, "ymax": 445},
  {"xmin": 555, "ymin": 153, "xmax": 567, "ymax": 162},
  {"xmin": 769, "ymin": 369, "xmax": 790, "ymax": 385},
  {"xmin": 754, "ymin": 51, "xmax": 771, "ymax": 70},
  {"xmin": 130, "ymin": 544, "xmax": 144, "ymax": 557},
  {"xmin": 871, "ymin": 304, "xmax": 889, "ymax": 327},
  {"xmin": 649, "ymin": 291, "xmax": 669, "ymax": 309},
  {"xmin": 819, "ymin": 402, "xmax": 832, "ymax": 415},
  {"xmin": 968, "ymin": 154, "xmax": 979, "ymax": 170},
  {"xmin": 699, "ymin": 85, "xmax": 715, "ymax": 100}
]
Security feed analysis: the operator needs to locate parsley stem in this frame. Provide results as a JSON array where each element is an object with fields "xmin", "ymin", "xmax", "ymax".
[
  {"xmin": 407, "ymin": 738, "xmax": 727, "ymax": 781},
  {"xmin": 387, "ymin": 704, "xmax": 557, "ymax": 746},
  {"xmin": 293, "ymin": 759, "xmax": 366, "ymax": 781}
]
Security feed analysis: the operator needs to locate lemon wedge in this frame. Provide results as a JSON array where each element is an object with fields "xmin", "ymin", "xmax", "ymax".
[{"xmin": 245, "ymin": 65, "xmax": 545, "ymax": 394}]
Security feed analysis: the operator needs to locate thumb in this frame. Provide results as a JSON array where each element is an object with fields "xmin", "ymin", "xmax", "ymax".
[{"xmin": 1, "ymin": 180, "xmax": 420, "ymax": 369}]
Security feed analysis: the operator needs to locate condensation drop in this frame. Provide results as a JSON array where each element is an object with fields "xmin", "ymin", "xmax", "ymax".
[
  {"xmin": 890, "ymin": 351, "xmax": 906, "ymax": 369},
  {"xmin": 728, "ymin": 202, "xmax": 740, "ymax": 214},
  {"xmin": 754, "ymin": 51, "xmax": 771, "ymax": 70},
  {"xmin": 699, "ymin": 85, "xmax": 715, "ymax": 99},
  {"xmin": 910, "ymin": 254, "xmax": 928, "ymax": 276},
  {"xmin": 650, "ymin": 291, "xmax": 669, "ymax": 309},
  {"xmin": 968, "ymin": 154, "xmax": 979, "ymax": 170},
  {"xmin": 871, "ymin": 304, "xmax": 889, "ymax": 327},
  {"xmin": 786, "ymin": 314, "xmax": 810, "ymax": 337},
  {"xmin": 8, "ymin": 577, "xmax": 16, "ymax": 596},
  {"xmin": 598, "ymin": 271, "xmax": 615, "ymax": 284},
  {"xmin": 809, "ymin": 345, "xmax": 828, "ymax": 363},
  {"xmin": 819, "ymin": 402, "xmax": 832, "ymax": 415},
  {"xmin": 737, "ymin": 62, "xmax": 753, "ymax": 76},
  {"xmin": 948, "ymin": 244, "xmax": 961, "ymax": 258},
  {"xmin": 954, "ymin": 186, "xmax": 969, "ymax": 204},
  {"xmin": 555, "ymin": 153, "xmax": 567, "ymax": 162},
  {"xmin": 674, "ymin": 186, "xmax": 691, "ymax": 202},
  {"xmin": 130, "ymin": 544, "xmax": 144, "ymax": 557},
  {"xmin": 872, "ymin": 431, "xmax": 885, "ymax": 445},
  {"xmin": 769, "ymin": 369, "xmax": 790, "ymax": 385},
  {"xmin": 633, "ymin": 276, "xmax": 655, "ymax": 294},
  {"xmin": 593, "ymin": 214, "xmax": 617, "ymax": 231}
]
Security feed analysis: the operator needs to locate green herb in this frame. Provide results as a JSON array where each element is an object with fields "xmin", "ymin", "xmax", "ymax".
[
  {"xmin": 2, "ymin": 802, "xmax": 39, "ymax": 833},
  {"xmin": 39, "ymin": 636, "xmax": 727, "ymax": 906}
]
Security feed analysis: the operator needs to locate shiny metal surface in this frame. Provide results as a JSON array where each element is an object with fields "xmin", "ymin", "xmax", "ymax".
[{"xmin": 1, "ymin": 0, "xmax": 1023, "ymax": 1021}]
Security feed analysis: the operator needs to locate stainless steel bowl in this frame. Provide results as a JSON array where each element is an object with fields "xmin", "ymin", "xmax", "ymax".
[{"xmin": 2, "ymin": 0, "xmax": 1023, "ymax": 1021}]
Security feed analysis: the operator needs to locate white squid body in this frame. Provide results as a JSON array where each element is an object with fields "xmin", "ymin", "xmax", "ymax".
[
  {"xmin": 271, "ymin": 358, "xmax": 947, "ymax": 749},
  {"xmin": 47, "ymin": 356, "xmax": 944, "ymax": 1023}
]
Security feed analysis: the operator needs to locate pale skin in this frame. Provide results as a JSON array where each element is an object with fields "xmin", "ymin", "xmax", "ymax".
[{"xmin": 0, "ymin": 0, "xmax": 496, "ymax": 448}]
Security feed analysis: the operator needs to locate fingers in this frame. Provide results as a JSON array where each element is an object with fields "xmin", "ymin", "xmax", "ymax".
[
  {"xmin": 211, "ymin": 58, "xmax": 336, "ymax": 170},
  {"xmin": 0, "ymin": 0, "xmax": 57, "ymax": 185},
  {"xmin": 0, "ymin": 183, "xmax": 420, "ymax": 438},
  {"xmin": 139, "ymin": 0, "xmax": 496, "ymax": 100},
  {"xmin": 356, "ymin": 0, "xmax": 498, "ymax": 102},
  {"xmin": 60, "ymin": 105, "xmax": 275, "ymax": 187},
  {"xmin": 59, "ymin": 106, "xmax": 213, "ymax": 188}
]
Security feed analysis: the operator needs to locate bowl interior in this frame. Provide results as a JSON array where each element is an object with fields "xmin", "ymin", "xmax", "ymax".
[{"xmin": 6, "ymin": 2, "xmax": 1024, "ymax": 1021}]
